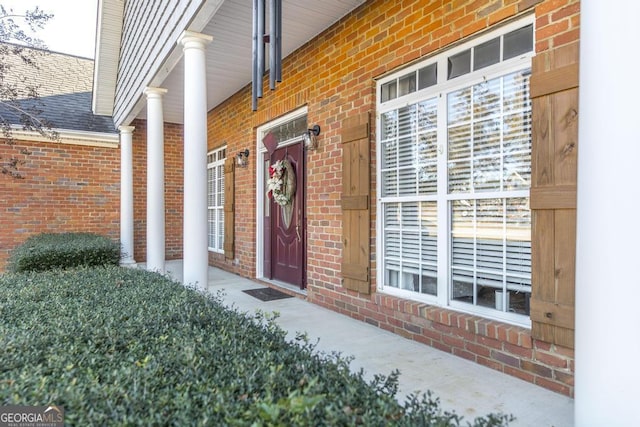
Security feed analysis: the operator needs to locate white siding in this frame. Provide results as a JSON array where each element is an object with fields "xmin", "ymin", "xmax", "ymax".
[{"xmin": 113, "ymin": 0, "xmax": 204, "ymax": 126}]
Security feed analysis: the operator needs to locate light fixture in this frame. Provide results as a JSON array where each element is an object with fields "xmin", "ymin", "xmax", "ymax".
[
  {"xmin": 302, "ymin": 124, "xmax": 321, "ymax": 150},
  {"xmin": 236, "ymin": 149, "xmax": 250, "ymax": 167}
]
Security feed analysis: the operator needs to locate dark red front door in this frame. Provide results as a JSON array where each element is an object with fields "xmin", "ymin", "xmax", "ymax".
[{"xmin": 270, "ymin": 143, "xmax": 305, "ymax": 288}]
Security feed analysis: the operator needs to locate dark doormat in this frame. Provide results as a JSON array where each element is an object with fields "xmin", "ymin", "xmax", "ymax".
[{"xmin": 243, "ymin": 287, "xmax": 294, "ymax": 302}]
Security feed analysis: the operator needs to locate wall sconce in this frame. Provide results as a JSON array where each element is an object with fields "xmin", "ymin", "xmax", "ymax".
[
  {"xmin": 303, "ymin": 124, "xmax": 321, "ymax": 150},
  {"xmin": 236, "ymin": 149, "xmax": 250, "ymax": 168}
]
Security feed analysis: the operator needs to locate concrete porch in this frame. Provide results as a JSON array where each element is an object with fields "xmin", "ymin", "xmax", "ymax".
[{"xmin": 160, "ymin": 260, "xmax": 573, "ymax": 426}]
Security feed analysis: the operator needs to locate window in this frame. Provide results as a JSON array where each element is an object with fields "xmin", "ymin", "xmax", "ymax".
[
  {"xmin": 377, "ymin": 18, "xmax": 533, "ymax": 325},
  {"xmin": 207, "ymin": 147, "xmax": 226, "ymax": 252}
]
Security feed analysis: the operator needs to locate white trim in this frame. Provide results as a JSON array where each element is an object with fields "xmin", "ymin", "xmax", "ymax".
[
  {"xmin": 207, "ymin": 146, "xmax": 226, "ymax": 254},
  {"xmin": 255, "ymin": 106, "xmax": 308, "ymax": 279},
  {"xmin": 377, "ymin": 14, "xmax": 535, "ymax": 88},
  {"xmin": 93, "ymin": 0, "xmax": 125, "ymax": 116},
  {"xmin": 9, "ymin": 126, "xmax": 119, "ymax": 148}
]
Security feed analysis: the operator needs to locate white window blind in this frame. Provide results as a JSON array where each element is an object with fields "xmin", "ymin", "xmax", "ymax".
[
  {"xmin": 448, "ymin": 71, "xmax": 532, "ymax": 315},
  {"xmin": 377, "ymin": 17, "xmax": 534, "ymax": 324},
  {"xmin": 207, "ymin": 147, "xmax": 226, "ymax": 252}
]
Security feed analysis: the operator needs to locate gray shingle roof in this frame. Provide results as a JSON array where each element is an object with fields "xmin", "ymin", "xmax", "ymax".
[{"xmin": 0, "ymin": 44, "xmax": 116, "ymax": 134}]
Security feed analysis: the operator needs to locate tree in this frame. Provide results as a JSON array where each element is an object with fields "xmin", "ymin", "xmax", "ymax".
[{"xmin": 0, "ymin": 5, "xmax": 55, "ymax": 178}]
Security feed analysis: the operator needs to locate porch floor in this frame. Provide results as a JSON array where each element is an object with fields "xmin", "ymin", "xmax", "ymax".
[{"xmin": 162, "ymin": 260, "xmax": 573, "ymax": 426}]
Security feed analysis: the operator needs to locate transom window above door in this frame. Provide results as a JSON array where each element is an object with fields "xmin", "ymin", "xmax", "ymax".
[{"xmin": 376, "ymin": 17, "xmax": 534, "ymax": 326}]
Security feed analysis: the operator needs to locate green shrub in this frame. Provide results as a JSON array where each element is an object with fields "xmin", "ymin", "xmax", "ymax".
[
  {"xmin": 0, "ymin": 266, "xmax": 512, "ymax": 426},
  {"xmin": 7, "ymin": 232, "xmax": 120, "ymax": 272}
]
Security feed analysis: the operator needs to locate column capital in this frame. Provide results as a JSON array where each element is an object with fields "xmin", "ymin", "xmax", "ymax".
[
  {"xmin": 179, "ymin": 31, "xmax": 213, "ymax": 50},
  {"xmin": 144, "ymin": 87, "xmax": 168, "ymax": 98},
  {"xmin": 118, "ymin": 125, "xmax": 135, "ymax": 134}
]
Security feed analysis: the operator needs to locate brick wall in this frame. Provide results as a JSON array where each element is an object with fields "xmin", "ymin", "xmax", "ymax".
[
  {"xmin": 130, "ymin": 119, "xmax": 184, "ymax": 263},
  {"xmin": 0, "ymin": 139, "xmax": 120, "ymax": 270},
  {"xmin": 167, "ymin": 0, "xmax": 579, "ymax": 396}
]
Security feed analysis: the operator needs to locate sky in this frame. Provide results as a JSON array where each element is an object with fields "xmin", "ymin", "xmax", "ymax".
[{"xmin": 2, "ymin": 0, "xmax": 98, "ymax": 58}]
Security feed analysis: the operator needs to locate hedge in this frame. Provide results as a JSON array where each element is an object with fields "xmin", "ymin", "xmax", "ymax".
[
  {"xmin": 7, "ymin": 232, "xmax": 120, "ymax": 272},
  {"xmin": 0, "ymin": 266, "xmax": 512, "ymax": 426}
]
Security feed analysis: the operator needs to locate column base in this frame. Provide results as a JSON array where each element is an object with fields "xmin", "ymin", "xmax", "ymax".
[{"xmin": 120, "ymin": 258, "xmax": 137, "ymax": 268}]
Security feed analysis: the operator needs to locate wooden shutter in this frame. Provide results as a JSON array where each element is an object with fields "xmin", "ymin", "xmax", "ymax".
[
  {"xmin": 530, "ymin": 43, "xmax": 579, "ymax": 349},
  {"xmin": 223, "ymin": 157, "xmax": 235, "ymax": 259},
  {"xmin": 341, "ymin": 112, "xmax": 371, "ymax": 294}
]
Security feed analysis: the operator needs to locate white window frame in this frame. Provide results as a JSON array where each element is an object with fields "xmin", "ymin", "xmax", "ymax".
[
  {"xmin": 376, "ymin": 16, "xmax": 535, "ymax": 327},
  {"xmin": 207, "ymin": 146, "xmax": 226, "ymax": 253}
]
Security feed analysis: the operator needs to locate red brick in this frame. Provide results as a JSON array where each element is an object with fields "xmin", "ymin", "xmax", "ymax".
[
  {"xmin": 535, "ymin": 350, "xmax": 569, "ymax": 369},
  {"xmin": 491, "ymin": 350, "xmax": 520, "ymax": 368},
  {"xmin": 521, "ymin": 360, "xmax": 553, "ymax": 378},
  {"xmin": 504, "ymin": 366, "xmax": 535, "ymax": 383},
  {"xmin": 477, "ymin": 356, "xmax": 504, "ymax": 372},
  {"xmin": 0, "ymin": 139, "xmax": 120, "ymax": 270},
  {"xmin": 535, "ymin": 377, "xmax": 572, "ymax": 397},
  {"xmin": 465, "ymin": 342, "xmax": 491, "ymax": 358}
]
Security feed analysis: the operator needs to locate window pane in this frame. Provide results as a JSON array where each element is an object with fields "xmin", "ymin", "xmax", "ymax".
[
  {"xmin": 383, "ymin": 204, "xmax": 401, "ymax": 292},
  {"xmin": 384, "ymin": 203, "xmax": 400, "ymax": 228},
  {"xmin": 503, "ymin": 70, "xmax": 531, "ymax": 113},
  {"xmin": 417, "ymin": 99, "xmax": 438, "ymax": 131},
  {"xmin": 383, "ymin": 201, "xmax": 438, "ymax": 296},
  {"xmin": 381, "ymin": 140, "xmax": 398, "ymax": 170},
  {"xmin": 218, "ymin": 210, "xmax": 224, "ymax": 250},
  {"xmin": 381, "ymin": 111, "xmax": 398, "ymax": 140},
  {"xmin": 207, "ymin": 168, "xmax": 214, "ymax": 206},
  {"xmin": 448, "ymin": 124, "xmax": 471, "ymax": 193},
  {"xmin": 448, "ymin": 49, "xmax": 471, "ymax": 79},
  {"xmin": 382, "ymin": 169, "xmax": 398, "ymax": 197},
  {"xmin": 476, "ymin": 198, "xmax": 504, "ymax": 276},
  {"xmin": 417, "ymin": 133, "xmax": 437, "ymax": 194},
  {"xmin": 264, "ymin": 115, "xmax": 308, "ymax": 143},
  {"xmin": 450, "ymin": 197, "xmax": 531, "ymax": 312},
  {"xmin": 418, "ymin": 63, "xmax": 437, "ymax": 89},
  {"xmin": 505, "ymin": 197, "xmax": 531, "ymax": 277},
  {"xmin": 474, "ymin": 37, "xmax": 500, "ymax": 70},
  {"xmin": 473, "ymin": 78, "xmax": 501, "ymax": 121},
  {"xmin": 207, "ymin": 147, "xmax": 226, "ymax": 251},
  {"xmin": 448, "ymin": 87, "xmax": 471, "ymax": 124},
  {"xmin": 398, "ymin": 105, "xmax": 416, "ymax": 136},
  {"xmin": 503, "ymin": 145, "xmax": 530, "ymax": 190},
  {"xmin": 420, "ymin": 201, "xmax": 437, "ymax": 296},
  {"xmin": 381, "ymin": 80, "xmax": 397, "ymax": 102},
  {"xmin": 473, "ymin": 118, "xmax": 502, "ymax": 192},
  {"xmin": 398, "ymin": 166, "xmax": 417, "ymax": 195},
  {"xmin": 208, "ymin": 209, "xmax": 215, "ymax": 248},
  {"xmin": 399, "ymin": 73, "xmax": 416, "ymax": 96},
  {"xmin": 503, "ymin": 24, "xmax": 533, "ymax": 60}
]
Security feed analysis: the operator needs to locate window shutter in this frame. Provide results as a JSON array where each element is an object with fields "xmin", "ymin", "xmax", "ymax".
[
  {"xmin": 341, "ymin": 112, "xmax": 371, "ymax": 294},
  {"xmin": 223, "ymin": 157, "xmax": 235, "ymax": 259},
  {"xmin": 530, "ymin": 43, "xmax": 579, "ymax": 348}
]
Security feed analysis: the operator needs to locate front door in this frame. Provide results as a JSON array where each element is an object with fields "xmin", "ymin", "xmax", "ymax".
[{"xmin": 269, "ymin": 143, "xmax": 305, "ymax": 288}]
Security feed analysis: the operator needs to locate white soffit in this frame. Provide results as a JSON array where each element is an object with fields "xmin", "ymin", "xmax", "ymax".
[{"xmin": 136, "ymin": 0, "xmax": 367, "ymax": 124}]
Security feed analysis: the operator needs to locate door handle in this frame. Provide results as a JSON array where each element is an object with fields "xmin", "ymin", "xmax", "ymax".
[{"xmin": 296, "ymin": 209, "xmax": 302, "ymax": 242}]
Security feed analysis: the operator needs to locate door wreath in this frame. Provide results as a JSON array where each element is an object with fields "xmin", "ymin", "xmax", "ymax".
[{"xmin": 266, "ymin": 159, "xmax": 296, "ymax": 207}]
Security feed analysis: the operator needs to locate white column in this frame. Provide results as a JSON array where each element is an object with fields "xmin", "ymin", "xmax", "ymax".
[
  {"xmin": 179, "ymin": 31, "xmax": 212, "ymax": 290},
  {"xmin": 144, "ymin": 87, "xmax": 168, "ymax": 274},
  {"xmin": 575, "ymin": 3, "xmax": 640, "ymax": 426},
  {"xmin": 119, "ymin": 125, "xmax": 136, "ymax": 266}
]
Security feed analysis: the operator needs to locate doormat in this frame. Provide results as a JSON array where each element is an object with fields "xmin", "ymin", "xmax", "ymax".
[{"xmin": 242, "ymin": 287, "xmax": 294, "ymax": 302}]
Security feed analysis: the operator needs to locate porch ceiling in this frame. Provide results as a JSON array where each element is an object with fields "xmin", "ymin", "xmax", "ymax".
[{"xmin": 137, "ymin": 0, "xmax": 366, "ymax": 124}]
